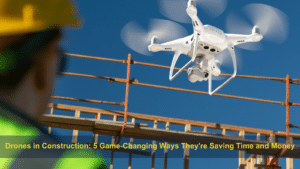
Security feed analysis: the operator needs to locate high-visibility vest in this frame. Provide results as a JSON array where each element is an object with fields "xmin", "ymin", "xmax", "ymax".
[{"xmin": 0, "ymin": 101, "xmax": 108, "ymax": 169}]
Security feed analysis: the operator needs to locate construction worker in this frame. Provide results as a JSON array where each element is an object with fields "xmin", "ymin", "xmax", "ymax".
[{"xmin": 0, "ymin": 1, "xmax": 108, "ymax": 168}]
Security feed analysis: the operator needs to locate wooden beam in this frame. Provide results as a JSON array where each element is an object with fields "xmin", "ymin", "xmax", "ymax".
[
  {"xmin": 92, "ymin": 113, "xmax": 101, "ymax": 145},
  {"xmin": 203, "ymin": 126, "xmax": 207, "ymax": 133},
  {"xmin": 245, "ymin": 154, "xmax": 256, "ymax": 169},
  {"xmin": 40, "ymin": 114, "xmax": 300, "ymax": 159},
  {"xmin": 151, "ymin": 121, "xmax": 157, "ymax": 169},
  {"xmin": 72, "ymin": 110, "xmax": 80, "ymax": 144},
  {"xmin": 256, "ymin": 133, "xmax": 263, "ymax": 165},
  {"xmin": 239, "ymin": 131, "xmax": 245, "ymax": 167},
  {"xmin": 222, "ymin": 128, "xmax": 226, "ymax": 135},
  {"xmin": 164, "ymin": 122, "xmax": 169, "ymax": 169},
  {"xmin": 47, "ymin": 103, "xmax": 300, "ymax": 138},
  {"xmin": 110, "ymin": 115, "xmax": 118, "ymax": 169},
  {"xmin": 43, "ymin": 114, "xmax": 148, "ymax": 127},
  {"xmin": 188, "ymin": 130, "xmax": 242, "ymax": 139},
  {"xmin": 269, "ymin": 134, "xmax": 276, "ymax": 162},
  {"xmin": 183, "ymin": 124, "xmax": 191, "ymax": 169},
  {"xmin": 48, "ymin": 107, "xmax": 53, "ymax": 134},
  {"xmin": 90, "ymin": 144, "xmax": 151, "ymax": 156},
  {"xmin": 276, "ymin": 131, "xmax": 300, "ymax": 138},
  {"xmin": 286, "ymin": 137, "xmax": 293, "ymax": 169},
  {"xmin": 254, "ymin": 164, "xmax": 281, "ymax": 169},
  {"xmin": 128, "ymin": 118, "xmax": 135, "ymax": 169}
]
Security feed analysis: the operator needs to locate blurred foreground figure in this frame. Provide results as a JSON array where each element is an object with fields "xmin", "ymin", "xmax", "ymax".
[{"xmin": 0, "ymin": 1, "xmax": 108, "ymax": 168}]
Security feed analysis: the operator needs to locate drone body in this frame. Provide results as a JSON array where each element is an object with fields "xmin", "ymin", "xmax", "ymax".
[
  {"xmin": 148, "ymin": 0, "xmax": 262, "ymax": 95},
  {"xmin": 121, "ymin": 0, "xmax": 288, "ymax": 95}
]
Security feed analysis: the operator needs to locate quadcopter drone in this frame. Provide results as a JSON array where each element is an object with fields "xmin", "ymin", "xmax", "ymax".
[{"xmin": 121, "ymin": 0, "xmax": 288, "ymax": 95}]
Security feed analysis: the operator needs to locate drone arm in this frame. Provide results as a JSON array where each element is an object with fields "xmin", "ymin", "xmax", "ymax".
[
  {"xmin": 169, "ymin": 32, "xmax": 199, "ymax": 81},
  {"xmin": 208, "ymin": 44, "xmax": 237, "ymax": 95},
  {"xmin": 225, "ymin": 33, "xmax": 263, "ymax": 46},
  {"xmin": 186, "ymin": 0, "xmax": 205, "ymax": 33},
  {"xmin": 225, "ymin": 34, "xmax": 251, "ymax": 46}
]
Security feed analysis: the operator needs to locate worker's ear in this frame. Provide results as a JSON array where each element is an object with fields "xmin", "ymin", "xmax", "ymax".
[
  {"xmin": 33, "ymin": 45, "xmax": 59, "ymax": 91},
  {"xmin": 34, "ymin": 57, "xmax": 49, "ymax": 91}
]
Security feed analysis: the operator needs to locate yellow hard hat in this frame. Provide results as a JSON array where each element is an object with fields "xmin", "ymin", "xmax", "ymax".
[{"xmin": 0, "ymin": 0, "xmax": 81, "ymax": 36}]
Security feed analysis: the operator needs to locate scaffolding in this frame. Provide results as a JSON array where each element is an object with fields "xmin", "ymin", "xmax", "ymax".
[{"xmin": 42, "ymin": 53, "xmax": 300, "ymax": 169}]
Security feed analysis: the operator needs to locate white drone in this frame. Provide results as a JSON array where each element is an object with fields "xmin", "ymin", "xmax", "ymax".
[{"xmin": 121, "ymin": 0, "xmax": 288, "ymax": 95}]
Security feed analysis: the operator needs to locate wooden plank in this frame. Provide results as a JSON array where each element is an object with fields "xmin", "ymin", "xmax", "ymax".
[
  {"xmin": 47, "ymin": 103, "xmax": 300, "ymax": 138},
  {"xmin": 188, "ymin": 130, "xmax": 241, "ymax": 139},
  {"xmin": 273, "ymin": 131, "xmax": 300, "ymax": 138},
  {"xmin": 72, "ymin": 110, "xmax": 80, "ymax": 144},
  {"xmin": 269, "ymin": 134, "xmax": 275, "ymax": 162},
  {"xmin": 110, "ymin": 115, "xmax": 118, "ymax": 169},
  {"xmin": 256, "ymin": 133, "xmax": 263, "ymax": 165},
  {"xmin": 42, "ymin": 121, "xmax": 95, "ymax": 131},
  {"xmin": 203, "ymin": 126, "xmax": 207, "ymax": 133},
  {"xmin": 40, "ymin": 115, "xmax": 300, "ymax": 159},
  {"xmin": 164, "ymin": 122, "xmax": 169, "ymax": 169},
  {"xmin": 238, "ymin": 131, "xmax": 245, "ymax": 167},
  {"xmin": 222, "ymin": 128, "xmax": 226, "ymax": 135},
  {"xmin": 265, "ymin": 136, "xmax": 270, "ymax": 166},
  {"xmin": 183, "ymin": 124, "xmax": 191, "ymax": 169},
  {"xmin": 92, "ymin": 113, "xmax": 101, "ymax": 145},
  {"xmin": 113, "ymin": 148, "xmax": 150, "ymax": 156},
  {"xmin": 286, "ymin": 137, "xmax": 293, "ymax": 169},
  {"xmin": 89, "ymin": 144, "xmax": 151, "ymax": 156},
  {"xmin": 48, "ymin": 108, "xmax": 53, "ymax": 134},
  {"xmin": 151, "ymin": 121, "xmax": 157, "ymax": 169},
  {"xmin": 43, "ymin": 114, "xmax": 148, "ymax": 127},
  {"xmin": 254, "ymin": 164, "xmax": 281, "ymax": 169},
  {"xmin": 128, "ymin": 118, "xmax": 135, "ymax": 169},
  {"xmin": 245, "ymin": 154, "xmax": 256, "ymax": 169}
]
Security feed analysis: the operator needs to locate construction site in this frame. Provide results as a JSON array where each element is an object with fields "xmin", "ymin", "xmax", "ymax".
[{"xmin": 41, "ymin": 53, "xmax": 300, "ymax": 169}]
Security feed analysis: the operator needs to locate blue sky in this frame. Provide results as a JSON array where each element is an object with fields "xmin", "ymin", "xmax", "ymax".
[{"xmin": 51, "ymin": 0, "xmax": 300, "ymax": 168}]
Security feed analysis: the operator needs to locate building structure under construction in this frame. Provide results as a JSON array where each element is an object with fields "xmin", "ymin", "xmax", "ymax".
[{"xmin": 42, "ymin": 53, "xmax": 300, "ymax": 169}]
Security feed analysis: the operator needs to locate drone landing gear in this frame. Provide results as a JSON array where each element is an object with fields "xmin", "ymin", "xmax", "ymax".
[
  {"xmin": 169, "ymin": 31, "xmax": 199, "ymax": 81},
  {"xmin": 208, "ymin": 44, "xmax": 237, "ymax": 95}
]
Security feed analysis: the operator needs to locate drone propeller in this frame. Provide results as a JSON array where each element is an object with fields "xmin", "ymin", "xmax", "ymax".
[
  {"xmin": 121, "ymin": 18, "xmax": 188, "ymax": 56},
  {"xmin": 226, "ymin": 3, "xmax": 289, "ymax": 50},
  {"xmin": 215, "ymin": 48, "xmax": 242, "ymax": 70},
  {"xmin": 158, "ymin": 0, "xmax": 227, "ymax": 23},
  {"xmin": 211, "ymin": 75, "xmax": 226, "ymax": 81}
]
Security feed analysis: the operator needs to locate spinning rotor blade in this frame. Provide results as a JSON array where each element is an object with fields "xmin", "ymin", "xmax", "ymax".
[
  {"xmin": 121, "ymin": 18, "xmax": 188, "ymax": 56},
  {"xmin": 226, "ymin": 3, "xmax": 289, "ymax": 50},
  {"xmin": 197, "ymin": 0, "xmax": 227, "ymax": 18},
  {"xmin": 225, "ymin": 12, "xmax": 263, "ymax": 51},
  {"xmin": 215, "ymin": 50, "xmax": 232, "ymax": 68},
  {"xmin": 243, "ymin": 3, "xmax": 289, "ymax": 43},
  {"xmin": 212, "ymin": 75, "xmax": 225, "ymax": 81},
  {"xmin": 158, "ymin": 0, "xmax": 227, "ymax": 23},
  {"xmin": 215, "ymin": 49, "xmax": 242, "ymax": 70}
]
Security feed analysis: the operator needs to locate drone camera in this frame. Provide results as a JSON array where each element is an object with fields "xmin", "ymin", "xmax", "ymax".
[
  {"xmin": 210, "ymin": 48, "xmax": 216, "ymax": 52},
  {"xmin": 204, "ymin": 46, "xmax": 209, "ymax": 49},
  {"xmin": 205, "ymin": 72, "xmax": 209, "ymax": 78},
  {"xmin": 187, "ymin": 66, "xmax": 207, "ymax": 83}
]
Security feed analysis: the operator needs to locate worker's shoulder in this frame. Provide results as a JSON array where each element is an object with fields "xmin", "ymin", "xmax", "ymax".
[{"xmin": 0, "ymin": 102, "xmax": 108, "ymax": 169}]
